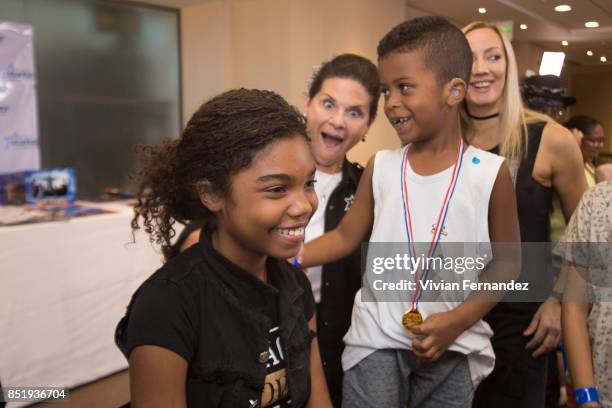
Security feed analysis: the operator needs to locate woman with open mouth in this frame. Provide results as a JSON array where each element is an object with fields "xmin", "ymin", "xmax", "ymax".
[
  {"xmin": 302, "ymin": 53, "xmax": 379, "ymax": 408},
  {"xmin": 461, "ymin": 21, "xmax": 588, "ymax": 408}
]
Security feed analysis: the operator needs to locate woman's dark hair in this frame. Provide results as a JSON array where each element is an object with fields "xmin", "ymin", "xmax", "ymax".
[
  {"xmin": 131, "ymin": 88, "xmax": 308, "ymax": 260},
  {"xmin": 563, "ymin": 115, "xmax": 601, "ymax": 138},
  {"xmin": 308, "ymin": 53, "xmax": 380, "ymax": 120}
]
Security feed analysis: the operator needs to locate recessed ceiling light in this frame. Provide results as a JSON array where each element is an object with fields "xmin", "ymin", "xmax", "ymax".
[
  {"xmin": 478, "ymin": 7, "xmax": 487, "ymax": 14},
  {"xmin": 587, "ymin": 50, "xmax": 593, "ymax": 56},
  {"xmin": 585, "ymin": 21, "xmax": 600, "ymax": 28},
  {"xmin": 601, "ymin": 56, "xmax": 608, "ymax": 62},
  {"xmin": 520, "ymin": 24, "xmax": 528, "ymax": 30},
  {"xmin": 554, "ymin": 5, "xmax": 572, "ymax": 12},
  {"xmin": 561, "ymin": 40, "xmax": 569, "ymax": 46}
]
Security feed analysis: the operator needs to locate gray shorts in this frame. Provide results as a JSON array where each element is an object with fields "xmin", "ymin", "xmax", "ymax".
[{"xmin": 342, "ymin": 349, "xmax": 473, "ymax": 408}]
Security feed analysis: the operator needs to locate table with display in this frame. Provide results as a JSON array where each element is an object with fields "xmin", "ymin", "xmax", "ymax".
[{"xmin": 0, "ymin": 202, "xmax": 163, "ymax": 407}]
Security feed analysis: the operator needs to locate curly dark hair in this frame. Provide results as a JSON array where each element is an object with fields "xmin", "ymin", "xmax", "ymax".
[
  {"xmin": 377, "ymin": 16, "xmax": 473, "ymax": 85},
  {"xmin": 308, "ymin": 53, "xmax": 380, "ymax": 120},
  {"xmin": 131, "ymin": 88, "xmax": 308, "ymax": 260}
]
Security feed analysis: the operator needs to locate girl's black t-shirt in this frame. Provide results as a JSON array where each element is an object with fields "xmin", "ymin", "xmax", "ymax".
[
  {"xmin": 262, "ymin": 298, "xmax": 291, "ymax": 407},
  {"xmin": 115, "ymin": 233, "xmax": 315, "ymax": 407}
]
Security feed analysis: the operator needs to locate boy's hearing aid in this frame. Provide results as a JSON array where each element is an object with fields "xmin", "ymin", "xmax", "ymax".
[{"xmin": 448, "ymin": 78, "xmax": 463, "ymax": 99}]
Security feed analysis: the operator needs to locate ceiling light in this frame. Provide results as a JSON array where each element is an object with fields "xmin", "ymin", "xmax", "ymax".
[
  {"xmin": 585, "ymin": 21, "xmax": 600, "ymax": 28},
  {"xmin": 561, "ymin": 40, "xmax": 568, "ymax": 46},
  {"xmin": 587, "ymin": 50, "xmax": 593, "ymax": 56},
  {"xmin": 478, "ymin": 8, "xmax": 487, "ymax": 14},
  {"xmin": 520, "ymin": 24, "xmax": 528, "ymax": 30},
  {"xmin": 554, "ymin": 5, "xmax": 572, "ymax": 12},
  {"xmin": 601, "ymin": 56, "xmax": 608, "ymax": 62}
]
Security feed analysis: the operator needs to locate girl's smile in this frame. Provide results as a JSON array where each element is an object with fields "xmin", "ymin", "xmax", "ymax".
[{"xmin": 210, "ymin": 135, "xmax": 318, "ymax": 276}]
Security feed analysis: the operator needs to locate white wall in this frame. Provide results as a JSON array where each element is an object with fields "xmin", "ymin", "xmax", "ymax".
[
  {"xmin": 180, "ymin": 0, "xmax": 407, "ymax": 165},
  {"xmin": 180, "ymin": 1, "xmax": 233, "ymax": 123},
  {"xmin": 230, "ymin": 0, "xmax": 293, "ymax": 97}
]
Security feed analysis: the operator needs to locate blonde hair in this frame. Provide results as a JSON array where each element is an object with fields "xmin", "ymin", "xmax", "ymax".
[{"xmin": 461, "ymin": 21, "xmax": 550, "ymax": 161}]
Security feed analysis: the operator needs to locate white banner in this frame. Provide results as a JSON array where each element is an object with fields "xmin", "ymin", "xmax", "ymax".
[{"xmin": 0, "ymin": 22, "xmax": 40, "ymax": 174}]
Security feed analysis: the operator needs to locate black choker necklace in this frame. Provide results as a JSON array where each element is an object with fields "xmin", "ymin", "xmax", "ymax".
[{"xmin": 467, "ymin": 111, "xmax": 500, "ymax": 120}]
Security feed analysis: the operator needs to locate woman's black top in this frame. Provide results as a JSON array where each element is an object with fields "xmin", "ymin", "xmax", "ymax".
[
  {"xmin": 316, "ymin": 159, "xmax": 366, "ymax": 407},
  {"xmin": 116, "ymin": 232, "xmax": 316, "ymax": 408},
  {"xmin": 487, "ymin": 121, "xmax": 552, "ymax": 321},
  {"xmin": 475, "ymin": 121, "xmax": 552, "ymax": 406},
  {"xmin": 512, "ymin": 121, "xmax": 553, "ymax": 243}
]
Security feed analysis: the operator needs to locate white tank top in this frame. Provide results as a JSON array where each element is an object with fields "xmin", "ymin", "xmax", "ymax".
[
  {"xmin": 342, "ymin": 144, "xmax": 504, "ymax": 386},
  {"xmin": 305, "ymin": 169, "xmax": 342, "ymax": 303}
]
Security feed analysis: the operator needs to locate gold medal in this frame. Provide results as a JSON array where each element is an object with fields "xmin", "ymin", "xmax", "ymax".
[
  {"xmin": 402, "ymin": 309, "xmax": 423, "ymax": 331},
  {"xmin": 400, "ymin": 140, "xmax": 463, "ymax": 334}
]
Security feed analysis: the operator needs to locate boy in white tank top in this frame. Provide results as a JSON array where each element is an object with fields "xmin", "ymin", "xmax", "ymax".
[{"xmin": 300, "ymin": 17, "xmax": 521, "ymax": 407}]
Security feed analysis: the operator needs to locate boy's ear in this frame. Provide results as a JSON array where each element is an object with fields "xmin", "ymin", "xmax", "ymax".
[
  {"xmin": 445, "ymin": 78, "xmax": 467, "ymax": 107},
  {"xmin": 196, "ymin": 180, "xmax": 224, "ymax": 212}
]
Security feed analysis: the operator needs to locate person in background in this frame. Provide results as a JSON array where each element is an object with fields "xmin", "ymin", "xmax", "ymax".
[
  {"xmin": 564, "ymin": 115, "xmax": 606, "ymax": 188},
  {"xmin": 550, "ymin": 115, "xmax": 606, "ymax": 254},
  {"xmin": 521, "ymin": 79, "xmax": 581, "ymax": 407},
  {"xmin": 521, "ymin": 74, "xmax": 576, "ymax": 122},
  {"xmin": 461, "ymin": 21, "xmax": 588, "ymax": 408},
  {"xmin": 520, "ymin": 75, "xmax": 580, "ymax": 245},
  {"xmin": 302, "ymin": 53, "xmax": 379, "ymax": 407}
]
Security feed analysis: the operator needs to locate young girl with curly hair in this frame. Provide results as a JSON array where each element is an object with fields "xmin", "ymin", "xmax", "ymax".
[{"xmin": 115, "ymin": 89, "xmax": 332, "ymax": 408}]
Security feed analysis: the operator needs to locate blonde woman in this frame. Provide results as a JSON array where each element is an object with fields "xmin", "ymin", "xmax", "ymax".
[{"xmin": 461, "ymin": 22, "xmax": 588, "ymax": 408}]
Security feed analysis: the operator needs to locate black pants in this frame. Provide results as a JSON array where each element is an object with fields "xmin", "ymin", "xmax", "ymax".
[
  {"xmin": 474, "ymin": 354, "xmax": 548, "ymax": 408},
  {"xmin": 474, "ymin": 303, "xmax": 548, "ymax": 408}
]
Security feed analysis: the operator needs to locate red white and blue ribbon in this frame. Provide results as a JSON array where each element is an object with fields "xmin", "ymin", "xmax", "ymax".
[{"xmin": 400, "ymin": 138, "xmax": 465, "ymax": 311}]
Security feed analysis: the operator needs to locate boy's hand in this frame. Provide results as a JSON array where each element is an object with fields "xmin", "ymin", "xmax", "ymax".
[
  {"xmin": 523, "ymin": 297, "xmax": 561, "ymax": 358},
  {"xmin": 410, "ymin": 310, "xmax": 466, "ymax": 363}
]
